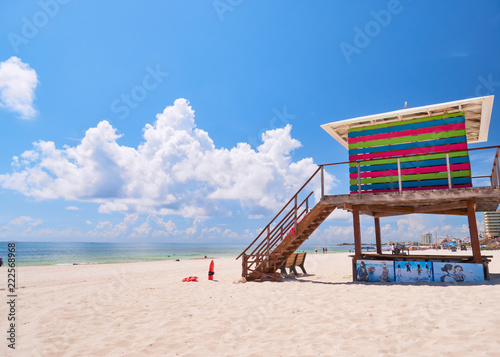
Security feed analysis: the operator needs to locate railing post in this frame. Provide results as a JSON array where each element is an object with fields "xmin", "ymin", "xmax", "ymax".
[
  {"xmin": 495, "ymin": 149, "xmax": 500, "ymax": 188},
  {"xmin": 306, "ymin": 195, "xmax": 309, "ymax": 214},
  {"xmin": 446, "ymin": 153, "xmax": 452, "ymax": 190},
  {"xmin": 294, "ymin": 195, "xmax": 298, "ymax": 237},
  {"xmin": 267, "ymin": 226, "xmax": 270, "ymax": 254},
  {"xmin": 397, "ymin": 158, "xmax": 402, "ymax": 195},
  {"xmin": 242, "ymin": 254, "xmax": 247, "ymax": 278},
  {"xmin": 320, "ymin": 165, "xmax": 325, "ymax": 199},
  {"xmin": 357, "ymin": 162, "xmax": 361, "ymax": 197}
]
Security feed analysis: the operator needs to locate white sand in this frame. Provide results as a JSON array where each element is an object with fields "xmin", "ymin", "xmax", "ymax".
[{"xmin": 2, "ymin": 251, "xmax": 500, "ymax": 356}]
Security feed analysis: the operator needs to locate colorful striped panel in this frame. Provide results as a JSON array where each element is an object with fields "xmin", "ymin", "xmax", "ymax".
[
  {"xmin": 349, "ymin": 177, "xmax": 472, "ymax": 192},
  {"xmin": 349, "ymin": 135, "xmax": 466, "ymax": 156},
  {"xmin": 348, "ymin": 155, "xmax": 470, "ymax": 173},
  {"xmin": 348, "ymin": 151, "xmax": 469, "ymax": 168},
  {"xmin": 347, "ymin": 113, "xmax": 471, "ymax": 194},
  {"xmin": 349, "ymin": 170, "xmax": 471, "ymax": 186},
  {"xmin": 348, "ymin": 122, "xmax": 466, "ymax": 144},
  {"xmin": 349, "ymin": 142, "xmax": 468, "ymax": 162},
  {"xmin": 348, "ymin": 112, "xmax": 464, "ymax": 135},
  {"xmin": 349, "ymin": 163, "xmax": 471, "ymax": 180}
]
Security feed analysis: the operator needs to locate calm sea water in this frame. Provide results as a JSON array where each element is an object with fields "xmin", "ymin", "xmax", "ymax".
[{"xmin": 0, "ymin": 241, "xmax": 353, "ymax": 267}]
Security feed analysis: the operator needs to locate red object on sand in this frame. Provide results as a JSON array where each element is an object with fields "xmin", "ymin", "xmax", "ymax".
[
  {"xmin": 208, "ymin": 260, "xmax": 214, "ymax": 280},
  {"xmin": 182, "ymin": 276, "xmax": 198, "ymax": 282}
]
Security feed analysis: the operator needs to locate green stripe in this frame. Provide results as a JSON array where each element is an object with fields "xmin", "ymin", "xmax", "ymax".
[
  {"xmin": 349, "ymin": 170, "xmax": 471, "ymax": 185},
  {"xmin": 348, "ymin": 129, "xmax": 466, "ymax": 150},
  {"xmin": 349, "ymin": 151, "xmax": 469, "ymax": 167},
  {"xmin": 347, "ymin": 112, "xmax": 465, "ymax": 133}
]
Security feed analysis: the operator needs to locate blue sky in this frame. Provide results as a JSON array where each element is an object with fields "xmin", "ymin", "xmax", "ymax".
[{"xmin": 0, "ymin": 0, "xmax": 499, "ymax": 244}]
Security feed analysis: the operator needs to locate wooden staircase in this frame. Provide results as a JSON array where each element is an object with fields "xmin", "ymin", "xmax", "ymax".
[{"xmin": 237, "ymin": 166, "xmax": 336, "ymax": 281}]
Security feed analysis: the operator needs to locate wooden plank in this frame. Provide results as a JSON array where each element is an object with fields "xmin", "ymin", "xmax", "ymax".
[
  {"xmin": 349, "ymin": 163, "xmax": 471, "ymax": 179},
  {"xmin": 467, "ymin": 199, "xmax": 482, "ymax": 264},
  {"xmin": 348, "ymin": 122, "xmax": 466, "ymax": 144},
  {"xmin": 349, "ymin": 175, "xmax": 472, "ymax": 191},
  {"xmin": 357, "ymin": 204, "xmax": 415, "ymax": 214},
  {"xmin": 353, "ymin": 205, "xmax": 361, "ymax": 259},
  {"xmin": 349, "ymin": 150, "xmax": 469, "ymax": 167},
  {"xmin": 348, "ymin": 112, "xmax": 464, "ymax": 133},
  {"xmin": 374, "ymin": 217, "xmax": 382, "ymax": 254},
  {"xmin": 415, "ymin": 200, "xmax": 468, "ymax": 212},
  {"xmin": 349, "ymin": 142, "xmax": 468, "ymax": 161},
  {"xmin": 349, "ymin": 135, "xmax": 467, "ymax": 156},
  {"xmin": 349, "ymin": 129, "xmax": 466, "ymax": 150},
  {"xmin": 350, "ymin": 183, "xmax": 472, "ymax": 194}
]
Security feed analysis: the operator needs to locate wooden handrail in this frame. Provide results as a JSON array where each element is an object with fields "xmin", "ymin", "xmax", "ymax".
[
  {"xmin": 236, "ymin": 166, "xmax": 321, "ymax": 259},
  {"xmin": 246, "ymin": 194, "xmax": 311, "ymax": 258}
]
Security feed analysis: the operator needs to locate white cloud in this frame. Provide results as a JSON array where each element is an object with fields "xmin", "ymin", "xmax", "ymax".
[
  {"xmin": 0, "ymin": 57, "xmax": 39, "ymax": 119},
  {"xmin": 66, "ymin": 206, "xmax": 79, "ymax": 211},
  {"xmin": 0, "ymin": 98, "xmax": 334, "ymax": 218},
  {"xmin": 0, "ymin": 213, "xmax": 245, "ymax": 242},
  {"xmin": 1, "ymin": 216, "xmax": 42, "ymax": 234}
]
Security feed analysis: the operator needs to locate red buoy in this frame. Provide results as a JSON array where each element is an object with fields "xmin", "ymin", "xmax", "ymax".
[{"xmin": 208, "ymin": 260, "xmax": 214, "ymax": 280}]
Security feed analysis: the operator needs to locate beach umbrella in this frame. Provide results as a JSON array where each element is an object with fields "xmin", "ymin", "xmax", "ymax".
[{"xmin": 445, "ymin": 242, "xmax": 458, "ymax": 247}]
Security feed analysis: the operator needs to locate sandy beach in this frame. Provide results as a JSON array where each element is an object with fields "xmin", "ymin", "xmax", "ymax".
[{"xmin": 2, "ymin": 250, "xmax": 500, "ymax": 356}]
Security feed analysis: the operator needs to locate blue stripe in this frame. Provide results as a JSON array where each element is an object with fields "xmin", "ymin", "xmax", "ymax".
[
  {"xmin": 348, "ymin": 156, "xmax": 470, "ymax": 173},
  {"xmin": 348, "ymin": 136, "xmax": 467, "ymax": 156},
  {"xmin": 347, "ymin": 116, "xmax": 465, "ymax": 139},
  {"xmin": 349, "ymin": 177, "xmax": 472, "ymax": 191}
]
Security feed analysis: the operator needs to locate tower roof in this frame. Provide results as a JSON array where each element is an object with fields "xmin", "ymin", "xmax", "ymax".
[{"xmin": 321, "ymin": 95, "xmax": 494, "ymax": 149}]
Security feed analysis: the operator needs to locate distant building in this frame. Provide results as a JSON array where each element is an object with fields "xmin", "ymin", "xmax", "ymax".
[
  {"xmin": 421, "ymin": 232, "xmax": 433, "ymax": 245},
  {"xmin": 483, "ymin": 211, "xmax": 500, "ymax": 239}
]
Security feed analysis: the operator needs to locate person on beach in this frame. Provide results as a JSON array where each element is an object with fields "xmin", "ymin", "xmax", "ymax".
[{"xmin": 0, "ymin": 258, "xmax": 2, "ymax": 267}]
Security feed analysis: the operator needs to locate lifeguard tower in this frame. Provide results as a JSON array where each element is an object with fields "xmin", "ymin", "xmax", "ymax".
[{"xmin": 238, "ymin": 95, "xmax": 500, "ymax": 282}]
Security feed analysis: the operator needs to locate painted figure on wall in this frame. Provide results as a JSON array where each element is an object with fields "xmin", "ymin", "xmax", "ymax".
[
  {"xmin": 425, "ymin": 263, "xmax": 431, "ymax": 279},
  {"xmin": 439, "ymin": 264, "xmax": 456, "ymax": 282},
  {"xmin": 453, "ymin": 265, "xmax": 466, "ymax": 282},
  {"xmin": 405, "ymin": 261, "xmax": 411, "ymax": 272},
  {"xmin": 379, "ymin": 264, "xmax": 391, "ymax": 282},
  {"xmin": 357, "ymin": 261, "xmax": 369, "ymax": 281}
]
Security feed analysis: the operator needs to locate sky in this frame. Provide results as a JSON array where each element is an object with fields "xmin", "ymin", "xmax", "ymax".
[{"xmin": 0, "ymin": 0, "xmax": 499, "ymax": 244}]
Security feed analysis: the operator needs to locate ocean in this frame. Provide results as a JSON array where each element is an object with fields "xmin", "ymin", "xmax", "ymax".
[{"xmin": 0, "ymin": 241, "xmax": 354, "ymax": 267}]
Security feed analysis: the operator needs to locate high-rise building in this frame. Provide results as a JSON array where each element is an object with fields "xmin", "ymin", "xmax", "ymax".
[
  {"xmin": 421, "ymin": 232, "xmax": 433, "ymax": 244},
  {"xmin": 483, "ymin": 211, "xmax": 500, "ymax": 239}
]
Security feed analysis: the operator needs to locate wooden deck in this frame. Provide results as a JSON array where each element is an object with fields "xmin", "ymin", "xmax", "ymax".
[{"xmin": 322, "ymin": 187, "xmax": 500, "ymax": 217}]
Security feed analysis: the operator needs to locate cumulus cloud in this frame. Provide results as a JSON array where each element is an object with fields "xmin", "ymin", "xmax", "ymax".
[
  {"xmin": 0, "ymin": 98, "xmax": 334, "ymax": 218},
  {"xmin": 0, "ymin": 57, "xmax": 39, "ymax": 119}
]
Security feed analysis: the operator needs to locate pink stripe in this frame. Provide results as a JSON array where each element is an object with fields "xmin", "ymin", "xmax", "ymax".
[
  {"xmin": 348, "ymin": 122, "xmax": 465, "ymax": 144},
  {"xmin": 349, "ymin": 183, "xmax": 472, "ymax": 194},
  {"xmin": 349, "ymin": 143, "xmax": 468, "ymax": 161},
  {"xmin": 349, "ymin": 163, "xmax": 471, "ymax": 179}
]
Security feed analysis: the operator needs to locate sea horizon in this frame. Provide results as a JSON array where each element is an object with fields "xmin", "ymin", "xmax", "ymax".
[{"xmin": 0, "ymin": 241, "xmax": 356, "ymax": 267}]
